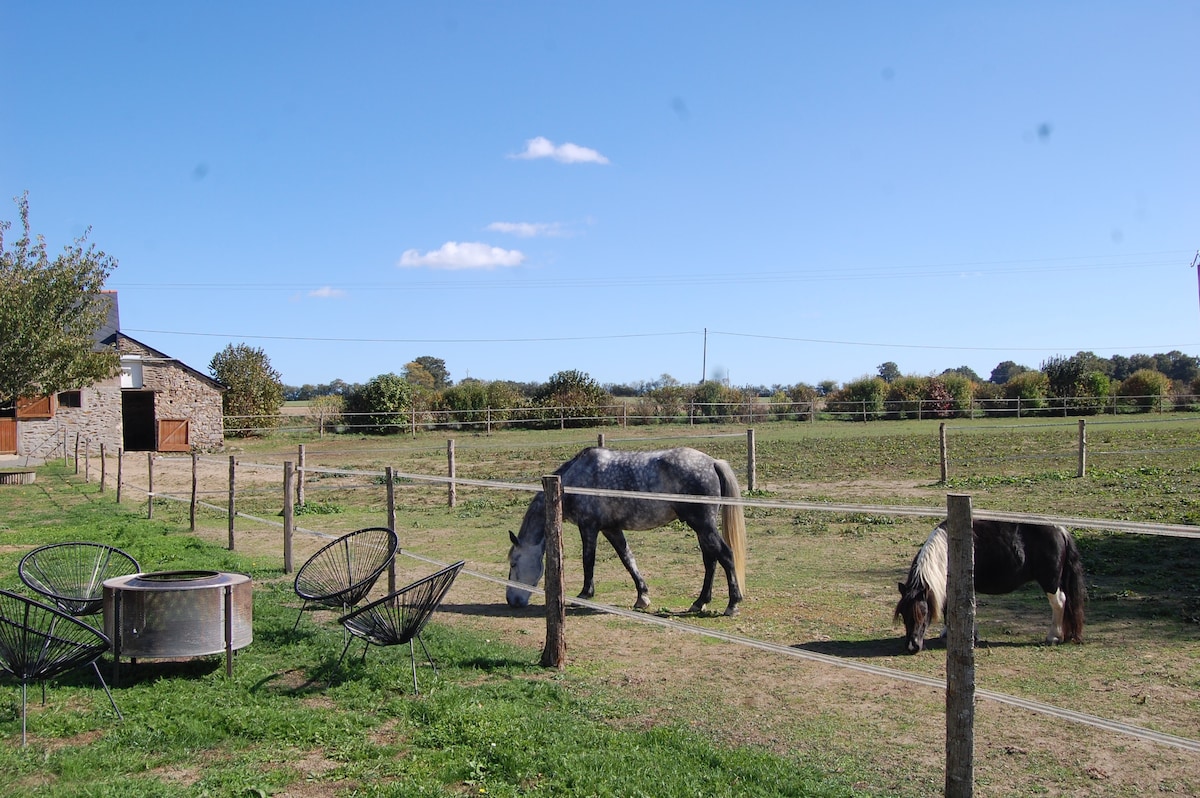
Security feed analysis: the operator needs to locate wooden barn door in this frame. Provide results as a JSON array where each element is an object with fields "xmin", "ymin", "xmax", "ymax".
[
  {"xmin": 0, "ymin": 419, "xmax": 15, "ymax": 454},
  {"xmin": 157, "ymin": 419, "xmax": 190, "ymax": 452}
]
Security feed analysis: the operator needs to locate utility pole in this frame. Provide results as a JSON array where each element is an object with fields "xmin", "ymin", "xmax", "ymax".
[
  {"xmin": 701, "ymin": 327, "xmax": 708, "ymax": 383},
  {"xmin": 1192, "ymin": 251, "xmax": 1200, "ymax": 317}
]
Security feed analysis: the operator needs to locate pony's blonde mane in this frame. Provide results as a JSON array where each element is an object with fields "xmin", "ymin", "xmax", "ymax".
[{"xmin": 913, "ymin": 525, "xmax": 949, "ymax": 623}]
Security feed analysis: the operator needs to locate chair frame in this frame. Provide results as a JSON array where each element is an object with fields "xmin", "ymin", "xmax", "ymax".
[
  {"xmin": 19, "ymin": 542, "xmax": 141, "ymax": 617},
  {"xmin": 293, "ymin": 527, "xmax": 399, "ymax": 630},
  {"xmin": 0, "ymin": 589, "xmax": 122, "ymax": 745},
  {"xmin": 338, "ymin": 560, "xmax": 466, "ymax": 693}
]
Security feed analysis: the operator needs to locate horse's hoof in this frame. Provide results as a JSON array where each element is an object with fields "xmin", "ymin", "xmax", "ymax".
[
  {"xmin": 688, "ymin": 601, "xmax": 707, "ymax": 613},
  {"xmin": 634, "ymin": 595, "xmax": 651, "ymax": 610},
  {"xmin": 723, "ymin": 605, "xmax": 740, "ymax": 617}
]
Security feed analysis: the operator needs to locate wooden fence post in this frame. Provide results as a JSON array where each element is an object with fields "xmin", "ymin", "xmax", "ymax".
[
  {"xmin": 945, "ymin": 494, "xmax": 976, "ymax": 798},
  {"xmin": 1077, "ymin": 419, "xmax": 1087, "ymax": 478},
  {"xmin": 146, "ymin": 452, "xmax": 154, "ymax": 519},
  {"xmin": 116, "ymin": 448, "xmax": 123, "ymax": 504},
  {"xmin": 84, "ymin": 440, "xmax": 90, "ymax": 482},
  {"xmin": 283, "ymin": 462, "xmax": 295, "ymax": 574},
  {"xmin": 940, "ymin": 423, "xmax": 949, "ymax": 484},
  {"xmin": 190, "ymin": 452, "xmax": 198, "ymax": 532},
  {"xmin": 746, "ymin": 428, "xmax": 756, "ymax": 493},
  {"xmin": 297, "ymin": 444, "xmax": 306, "ymax": 507},
  {"xmin": 597, "ymin": 433, "xmax": 605, "ymax": 448},
  {"xmin": 99, "ymin": 443, "xmax": 106, "ymax": 492},
  {"xmin": 74, "ymin": 433, "xmax": 80, "ymax": 474},
  {"xmin": 386, "ymin": 466, "xmax": 397, "ymax": 592},
  {"xmin": 447, "ymin": 439, "xmax": 457, "ymax": 508},
  {"xmin": 540, "ymin": 475, "xmax": 567, "ymax": 669},
  {"xmin": 227, "ymin": 455, "xmax": 236, "ymax": 551}
]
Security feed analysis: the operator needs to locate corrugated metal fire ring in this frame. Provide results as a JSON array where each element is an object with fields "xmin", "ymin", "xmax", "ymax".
[{"xmin": 103, "ymin": 570, "xmax": 252, "ymax": 683}]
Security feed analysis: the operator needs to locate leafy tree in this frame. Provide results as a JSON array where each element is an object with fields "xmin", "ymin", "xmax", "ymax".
[
  {"xmin": 534, "ymin": 369, "xmax": 611, "ymax": 426},
  {"xmin": 817, "ymin": 380, "xmax": 839, "ymax": 396},
  {"xmin": 989, "ymin": 361, "xmax": 1029, "ymax": 385},
  {"xmin": 0, "ymin": 193, "xmax": 121, "ymax": 404},
  {"xmin": 412, "ymin": 356, "xmax": 450, "ymax": 389},
  {"xmin": 209, "ymin": 343, "xmax": 285, "ymax": 437},
  {"xmin": 877, "ymin": 362, "xmax": 901, "ymax": 383},
  {"xmin": 403, "ymin": 360, "xmax": 436, "ymax": 390},
  {"xmin": 1157, "ymin": 351, "xmax": 1200, "ymax": 384},
  {"xmin": 306, "ymin": 394, "xmax": 344, "ymax": 433},
  {"xmin": 941, "ymin": 365, "xmax": 982, "ymax": 383},
  {"xmin": 345, "ymin": 373, "xmax": 413, "ymax": 434}
]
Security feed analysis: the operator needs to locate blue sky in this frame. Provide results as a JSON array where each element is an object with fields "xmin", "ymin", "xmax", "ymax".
[{"xmin": 3, "ymin": 3, "xmax": 1198, "ymax": 390}]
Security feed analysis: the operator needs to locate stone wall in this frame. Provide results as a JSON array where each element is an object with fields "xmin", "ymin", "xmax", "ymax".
[{"xmin": 17, "ymin": 339, "xmax": 224, "ymax": 456}]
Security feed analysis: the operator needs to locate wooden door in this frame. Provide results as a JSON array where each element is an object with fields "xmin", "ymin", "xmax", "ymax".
[
  {"xmin": 157, "ymin": 419, "xmax": 190, "ymax": 452},
  {"xmin": 0, "ymin": 419, "xmax": 15, "ymax": 454}
]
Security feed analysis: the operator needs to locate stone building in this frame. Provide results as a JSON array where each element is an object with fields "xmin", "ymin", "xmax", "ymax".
[{"xmin": 0, "ymin": 292, "xmax": 225, "ymax": 458}]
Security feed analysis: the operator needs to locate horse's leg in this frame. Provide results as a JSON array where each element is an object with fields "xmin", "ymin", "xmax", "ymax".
[
  {"xmin": 578, "ymin": 526, "xmax": 599, "ymax": 600},
  {"xmin": 688, "ymin": 549, "xmax": 718, "ymax": 614},
  {"xmin": 601, "ymin": 528, "xmax": 651, "ymax": 609},
  {"xmin": 690, "ymin": 524, "xmax": 742, "ymax": 616},
  {"xmin": 1045, "ymin": 589, "xmax": 1067, "ymax": 644}
]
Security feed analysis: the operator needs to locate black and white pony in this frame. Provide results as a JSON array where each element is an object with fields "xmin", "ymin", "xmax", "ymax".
[
  {"xmin": 506, "ymin": 446, "xmax": 748, "ymax": 616},
  {"xmin": 895, "ymin": 519, "xmax": 1087, "ymax": 653}
]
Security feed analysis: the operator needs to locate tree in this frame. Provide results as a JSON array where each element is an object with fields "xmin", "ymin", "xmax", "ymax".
[
  {"xmin": 989, "ymin": 361, "xmax": 1029, "ymax": 385},
  {"xmin": 0, "ymin": 193, "xmax": 120, "ymax": 404},
  {"xmin": 877, "ymin": 362, "xmax": 901, "ymax": 383},
  {"xmin": 412, "ymin": 356, "xmax": 450, "ymax": 389},
  {"xmin": 345, "ymin": 373, "xmax": 413, "ymax": 434},
  {"xmin": 402, "ymin": 361, "xmax": 436, "ymax": 390},
  {"xmin": 1118, "ymin": 369, "xmax": 1172, "ymax": 412},
  {"xmin": 209, "ymin": 344, "xmax": 285, "ymax": 437},
  {"xmin": 942, "ymin": 365, "xmax": 982, "ymax": 383}
]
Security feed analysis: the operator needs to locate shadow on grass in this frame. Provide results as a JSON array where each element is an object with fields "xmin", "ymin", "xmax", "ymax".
[{"xmin": 793, "ymin": 637, "xmax": 906, "ymax": 659}]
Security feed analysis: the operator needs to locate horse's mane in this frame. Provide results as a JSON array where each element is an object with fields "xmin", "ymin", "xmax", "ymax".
[{"xmin": 904, "ymin": 525, "xmax": 949, "ymax": 624}]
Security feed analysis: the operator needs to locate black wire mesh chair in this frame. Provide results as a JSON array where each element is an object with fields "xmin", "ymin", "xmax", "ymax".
[
  {"xmin": 0, "ymin": 589, "xmax": 122, "ymax": 745},
  {"xmin": 337, "ymin": 560, "xmax": 466, "ymax": 693},
  {"xmin": 293, "ymin": 527, "xmax": 399, "ymax": 630},
  {"xmin": 19, "ymin": 542, "xmax": 141, "ymax": 617}
]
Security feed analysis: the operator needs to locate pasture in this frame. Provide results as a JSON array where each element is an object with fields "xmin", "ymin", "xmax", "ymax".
[{"xmin": 5, "ymin": 418, "xmax": 1200, "ymax": 795}]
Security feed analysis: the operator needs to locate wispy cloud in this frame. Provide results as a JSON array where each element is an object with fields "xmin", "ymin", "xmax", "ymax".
[
  {"xmin": 487, "ymin": 221, "xmax": 567, "ymax": 238},
  {"xmin": 308, "ymin": 286, "xmax": 346, "ymax": 298},
  {"xmin": 398, "ymin": 241, "xmax": 526, "ymax": 270},
  {"xmin": 511, "ymin": 136, "xmax": 609, "ymax": 165}
]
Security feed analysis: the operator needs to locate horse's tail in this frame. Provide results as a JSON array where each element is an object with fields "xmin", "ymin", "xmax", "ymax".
[
  {"xmin": 1060, "ymin": 527, "xmax": 1087, "ymax": 643},
  {"xmin": 714, "ymin": 458, "xmax": 747, "ymax": 593}
]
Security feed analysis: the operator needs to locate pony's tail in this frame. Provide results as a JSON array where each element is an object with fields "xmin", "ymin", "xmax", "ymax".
[
  {"xmin": 1061, "ymin": 528, "xmax": 1087, "ymax": 643},
  {"xmin": 714, "ymin": 459, "xmax": 747, "ymax": 594}
]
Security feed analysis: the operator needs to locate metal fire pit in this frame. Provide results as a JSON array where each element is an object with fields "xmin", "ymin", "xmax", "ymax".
[{"xmin": 103, "ymin": 570, "xmax": 252, "ymax": 682}]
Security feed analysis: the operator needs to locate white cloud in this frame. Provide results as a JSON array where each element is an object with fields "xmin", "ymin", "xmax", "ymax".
[
  {"xmin": 511, "ymin": 136, "xmax": 610, "ymax": 164},
  {"xmin": 308, "ymin": 286, "xmax": 346, "ymax": 298},
  {"xmin": 398, "ymin": 241, "xmax": 526, "ymax": 270},
  {"xmin": 487, "ymin": 221, "xmax": 566, "ymax": 238}
]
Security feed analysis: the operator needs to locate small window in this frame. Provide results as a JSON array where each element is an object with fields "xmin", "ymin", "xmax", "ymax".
[
  {"xmin": 121, "ymin": 358, "xmax": 144, "ymax": 389},
  {"xmin": 58, "ymin": 390, "xmax": 83, "ymax": 408}
]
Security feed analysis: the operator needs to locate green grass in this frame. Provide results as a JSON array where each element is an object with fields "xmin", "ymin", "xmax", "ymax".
[
  {"xmin": 0, "ymin": 466, "xmax": 868, "ymax": 797},
  {"xmin": 8, "ymin": 419, "xmax": 1199, "ymax": 796}
]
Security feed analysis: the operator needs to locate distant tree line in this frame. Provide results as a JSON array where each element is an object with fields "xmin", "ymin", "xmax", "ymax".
[{"xmin": 216, "ymin": 348, "xmax": 1200, "ymax": 437}]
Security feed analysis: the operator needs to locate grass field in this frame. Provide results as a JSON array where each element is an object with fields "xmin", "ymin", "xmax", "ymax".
[{"xmin": 2, "ymin": 418, "xmax": 1198, "ymax": 796}]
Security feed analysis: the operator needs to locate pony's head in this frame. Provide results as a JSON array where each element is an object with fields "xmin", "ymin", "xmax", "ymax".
[
  {"xmin": 894, "ymin": 580, "xmax": 935, "ymax": 653},
  {"xmin": 504, "ymin": 504, "xmax": 547, "ymax": 609},
  {"xmin": 894, "ymin": 525, "xmax": 949, "ymax": 654}
]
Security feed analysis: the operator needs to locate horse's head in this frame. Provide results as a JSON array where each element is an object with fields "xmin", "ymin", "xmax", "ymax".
[
  {"xmin": 895, "ymin": 580, "xmax": 932, "ymax": 654},
  {"xmin": 506, "ymin": 529, "xmax": 544, "ymax": 608}
]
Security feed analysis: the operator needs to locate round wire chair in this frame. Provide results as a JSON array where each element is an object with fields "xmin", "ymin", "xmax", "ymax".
[
  {"xmin": 293, "ymin": 527, "xmax": 399, "ymax": 630},
  {"xmin": 338, "ymin": 560, "xmax": 466, "ymax": 693},
  {"xmin": 19, "ymin": 542, "xmax": 141, "ymax": 617},
  {"xmin": 0, "ymin": 589, "xmax": 122, "ymax": 745}
]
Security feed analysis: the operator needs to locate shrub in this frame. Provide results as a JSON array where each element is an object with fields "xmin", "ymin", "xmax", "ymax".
[
  {"xmin": 345, "ymin": 373, "xmax": 413, "ymax": 434},
  {"xmin": 1004, "ymin": 371, "xmax": 1049, "ymax": 416},
  {"xmin": 1118, "ymin": 369, "xmax": 1172, "ymax": 412},
  {"xmin": 828, "ymin": 376, "xmax": 887, "ymax": 421}
]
